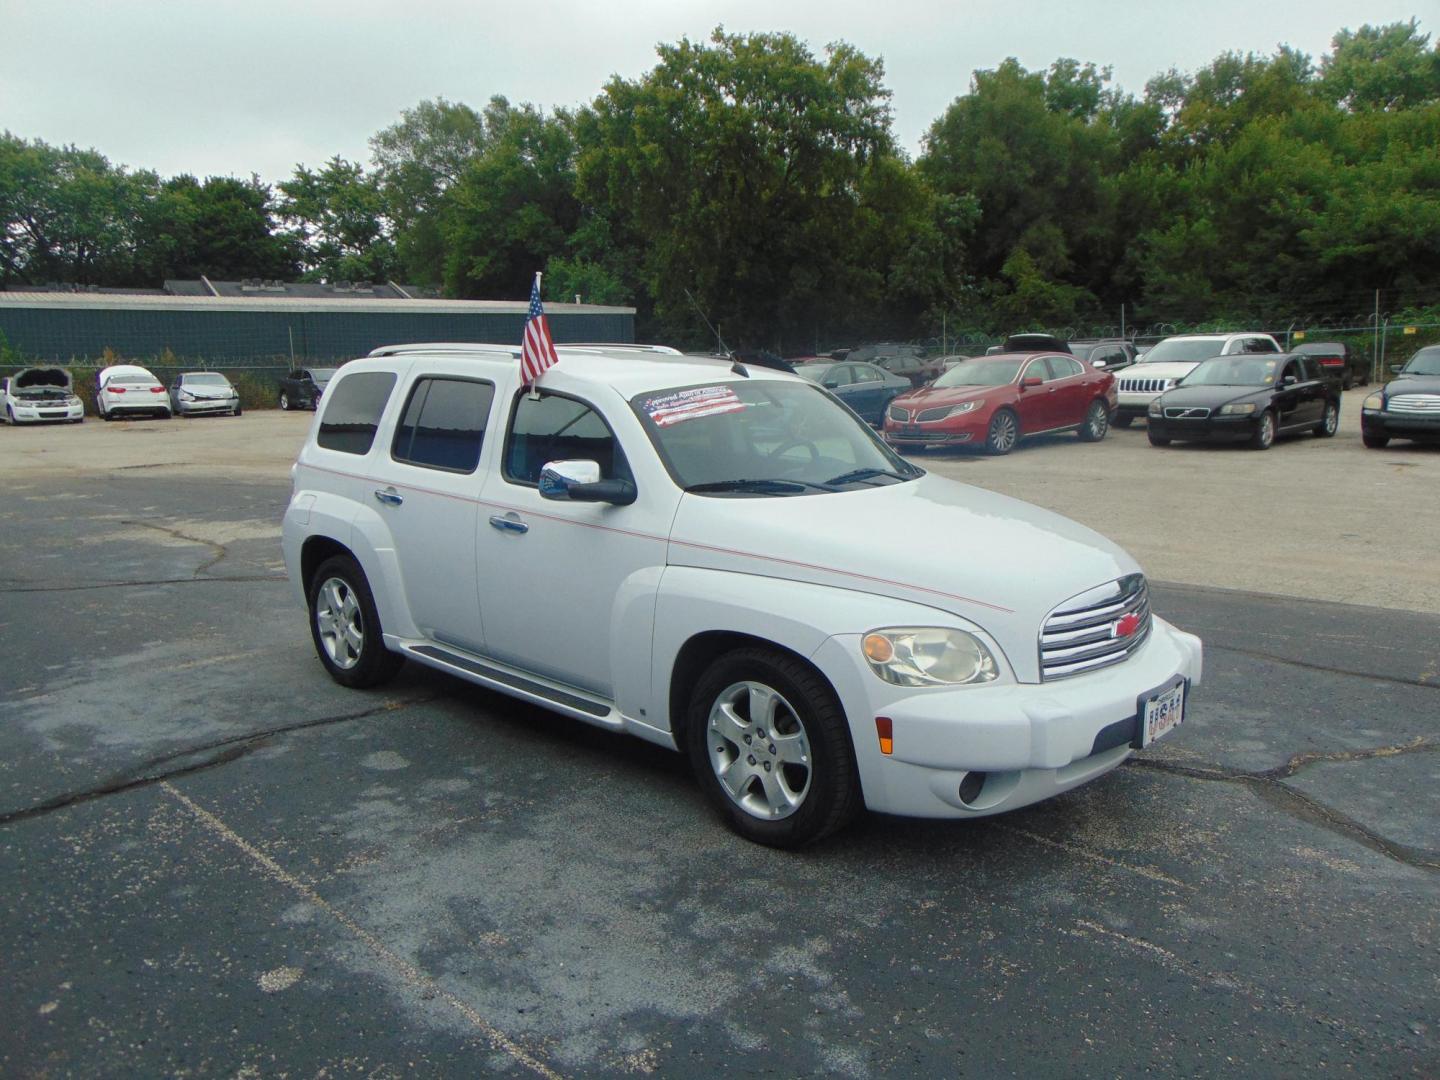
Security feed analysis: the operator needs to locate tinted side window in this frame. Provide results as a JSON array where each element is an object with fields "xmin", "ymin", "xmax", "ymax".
[
  {"xmin": 392, "ymin": 377, "xmax": 495, "ymax": 473},
  {"xmin": 317, "ymin": 371, "xmax": 396, "ymax": 455},
  {"xmin": 1023, "ymin": 358, "xmax": 1052, "ymax": 381},
  {"xmin": 504, "ymin": 392, "xmax": 631, "ymax": 486},
  {"xmin": 855, "ymin": 365, "xmax": 881, "ymax": 383},
  {"xmin": 828, "ymin": 367, "xmax": 855, "ymax": 386},
  {"xmin": 1051, "ymin": 356, "xmax": 1083, "ymax": 378}
]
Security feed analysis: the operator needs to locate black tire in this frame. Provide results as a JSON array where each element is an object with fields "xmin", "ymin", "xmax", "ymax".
[
  {"xmin": 1362, "ymin": 431, "xmax": 1390, "ymax": 449},
  {"xmin": 1112, "ymin": 414, "xmax": 1134, "ymax": 428},
  {"xmin": 684, "ymin": 647, "xmax": 860, "ymax": 848},
  {"xmin": 1077, "ymin": 399, "xmax": 1109, "ymax": 442},
  {"xmin": 307, "ymin": 555, "xmax": 404, "ymax": 689},
  {"xmin": 984, "ymin": 408, "xmax": 1019, "ymax": 455},
  {"xmin": 4, "ymin": 405, "xmax": 13, "ymax": 425},
  {"xmin": 1314, "ymin": 400, "xmax": 1339, "ymax": 438},
  {"xmin": 279, "ymin": 392, "xmax": 291, "ymax": 411},
  {"xmin": 1147, "ymin": 430, "xmax": 1171, "ymax": 447},
  {"xmin": 1249, "ymin": 410, "xmax": 1276, "ymax": 450},
  {"xmin": 233, "ymin": 403, "xmax": 243, "ymax": 416}
]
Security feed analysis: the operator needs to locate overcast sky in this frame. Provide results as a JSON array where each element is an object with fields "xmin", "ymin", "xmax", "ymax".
[{"xmin": 2, "ymin": 1, "xmax": 1428, "ymax": 185}]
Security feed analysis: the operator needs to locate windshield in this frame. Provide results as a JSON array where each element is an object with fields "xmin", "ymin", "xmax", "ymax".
[
  {"xmin": 110, "ymin": 374, "xmax": 158, "ymax": 385},
  {"xmin": 932, "ymin": 359, "xmax": 1023, "ymax": 388},
  {"xmin": 310, "ymin": 369, "xmax": 338, "ymax": 384},
  {"xmin": 1142, "ymin": 340, "xmax": 1228, "ymax": 364},
  {"xmin": 631, "ymin": 380, "xmax": 920, "ymax": 496},
  {"xmin": 1182, "ymin": 357, "xmax": 1281, "ymax": 386},
  {"xmin": 185, "ymin": 373, "xmax": 231, "ymax": 386},
  {"xmin": 1402, "ymin": 348, "xmax": 1440, "ymax": 376}
]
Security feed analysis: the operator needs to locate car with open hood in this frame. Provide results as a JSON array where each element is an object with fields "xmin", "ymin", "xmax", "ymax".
[
  {"xmin": 1145, "ymin": 354, "xmax": 1340, "ymax": 450},
  {"xmin": 1362, "ymin": 345, "xmax": 1440, "ymax": 449},
  {"xmin": 95, "ymin": 364, "xmax": 171, "ymax": 420},
  {"xmin": 1115, "ymin": 333, "xmax": 1280, "ymax": 426},
  {"xmin": 169, "ymin": 371, "xmax": 242, "ymax": 417},
  {"xmin": 1, "ymin": 367, "xmax": 84, "ymax": 424},
  {"xmin": 883, "ymin": 352, "xmax": 1116, "ymax": 454},
  {"xmin": 283, "ymin": 342, "xmax": 1200, "ymax": 848}
]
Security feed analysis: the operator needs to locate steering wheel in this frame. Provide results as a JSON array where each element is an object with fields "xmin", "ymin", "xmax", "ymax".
[{"xmin": 763, "ymin": 438, "xmax": 821, "ymax": 465}]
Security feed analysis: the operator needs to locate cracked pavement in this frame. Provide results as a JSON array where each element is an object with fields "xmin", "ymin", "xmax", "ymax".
[{"xmin": 1, "ymin": 420, "xmax": 1436, "ymax": 1077}]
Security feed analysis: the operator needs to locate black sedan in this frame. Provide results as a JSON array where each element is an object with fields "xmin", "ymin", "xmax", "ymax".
[
  {"xmin": 277, "ymin": 367, "xmax": 338, "ymax": 411},
  {"xmin": 1146, "ymin": 354, "xmax": 1340, "ymax": 450},
  {"xmin": 1362, "ymin": 345, "xmax": 1440, "ymax": 449},
  {"xmin": 795, "ymin": 361, "xmax": 912, "ymax": 425}
]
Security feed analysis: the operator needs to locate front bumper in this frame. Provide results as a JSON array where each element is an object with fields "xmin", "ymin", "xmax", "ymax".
[
  {"xmin": 815, "ymin": 616, "xmax": 1203, "ymax": 819},
  {"xmin": 177, "ymin": 397, "xmax": 238, "ymax": 415},
  {"xmin": 10, "ymin": 404, "xmax": 83, "ymax": 422},
  {"xmin": 1363, "ymin": 409, "xmax": 1440, "ymax": 441},
  {"xmin": 1116, "ymin": 392, "xmax": 1161, "ymax": 418},
  {"xmin": 883, "ymin": 413, "xmax": 986, "ymax": 446},
  {"xmin": 1147, "ymin": 415, "xmax": 1258, "ymax": 442}
]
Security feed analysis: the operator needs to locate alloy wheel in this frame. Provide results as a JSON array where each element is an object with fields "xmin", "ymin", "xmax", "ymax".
[
  {"xmin": 314, "ymin": 576, "xmax": 364, "ymax": 669},
  {"xmin": 988, "ymin": 411, "xmax": 1017, "ymax": 453},
  {"xmin": 706, "ymin": 680, "xmax": 812, "ymax": 820}
]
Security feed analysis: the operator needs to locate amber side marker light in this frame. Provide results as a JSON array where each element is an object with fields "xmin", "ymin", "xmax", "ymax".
[{"xmin": 875, "ymin": 716, "xmax": 894, "ymax": 755}]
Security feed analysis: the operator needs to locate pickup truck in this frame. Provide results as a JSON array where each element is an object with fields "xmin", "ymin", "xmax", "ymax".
[{"xmin": 282, "ymin": 343, "xmax": 1203, "ymax": 847}]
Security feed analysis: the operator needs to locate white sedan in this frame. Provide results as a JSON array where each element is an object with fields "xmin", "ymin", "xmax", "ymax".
[
  {"xmin": 1, "ymin": 367, "xmax": 85, "ymax": 424},
  {"xmin": 95, "ymin": 364, "xmax": 171, "ymax": 420}
]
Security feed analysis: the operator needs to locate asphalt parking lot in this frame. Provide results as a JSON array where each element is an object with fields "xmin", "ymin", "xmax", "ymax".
[{"xmin": 2, "ymin": 399, "xmax": 1437, "ymax": 1077}]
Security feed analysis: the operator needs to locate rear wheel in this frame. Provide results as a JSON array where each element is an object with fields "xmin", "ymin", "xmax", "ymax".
[
  {"xmin": 1077, "ymin": 400, "xmax": 1109, "ymax": 442},
  {"xmin": 307, "ymin": 555, "xmax": 404, "ymax": 689},
  {"xmin": 985, "ymin": 409, "xmax": 1018, "ymax": 455},
  {"xmin": 1112, "ymin": 414, "xmax": 1134, "ymax": 428},
  {"xmin": 685, "ymin": 647, "xmax": 860, "ymax": 848},
  {"xmin": 1249, "ymin": 410, "xmax": 1276, "ymax": 450},
  {"xmin": 1314, "ymin": 401, "xmax": 1339, "ymax": 437},
  {"xmin": 279, "ymin": 392, "xmax": 291, "ymax": 411}
]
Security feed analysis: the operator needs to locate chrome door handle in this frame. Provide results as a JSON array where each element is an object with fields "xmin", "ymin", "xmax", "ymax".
[
  {"xmin": 489, "ymin": 513, "xmax": 529, "ymax": 534},
  {"xmin": 373, "ymin": 488, "xmax": 404, "ymax": 506}
]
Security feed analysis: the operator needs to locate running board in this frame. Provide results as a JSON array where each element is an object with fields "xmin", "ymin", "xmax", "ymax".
[{"xmin": 403, "ymin": 642, "xmax": 622, "ymax": 728}]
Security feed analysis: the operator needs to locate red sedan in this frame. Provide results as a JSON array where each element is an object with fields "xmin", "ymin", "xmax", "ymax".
[{"xmin": 883, "ymin": 352, "xmax": 1116, "ymax": 455}]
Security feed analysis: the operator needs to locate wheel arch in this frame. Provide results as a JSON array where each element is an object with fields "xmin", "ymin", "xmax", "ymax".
[{"xmin": 300, "ymin": 534, "xmax": 355, "ymax": 597}]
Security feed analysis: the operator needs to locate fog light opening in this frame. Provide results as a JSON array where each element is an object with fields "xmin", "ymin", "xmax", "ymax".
[{"xmin": 957, "ymin": 771, "xmax": 987, "ymax": 806}]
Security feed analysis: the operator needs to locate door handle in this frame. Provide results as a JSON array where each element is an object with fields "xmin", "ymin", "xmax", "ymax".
[
  {"xmin": 489, "ymin": 513, "xmax": 529, "ymax": 534},
  {"xmin": 373, "ymin": 487, "xmax": 403, "ymax": 507}
]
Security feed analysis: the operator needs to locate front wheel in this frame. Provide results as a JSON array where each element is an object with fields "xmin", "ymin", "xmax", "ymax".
[
  {"xmin": 685, "ymin": 648, "xmax": 860, "ymax": 848},
  {"xmin": 985, "ymin": 409, "xmax": 1018, "ymax": 455},
  {"xmin": 279, "ymin": 392, "xmax": 291, "ymax": 411},
  {"xmin": 1249, "ymin": 410, "xmax": 1276, "ymax": 450},
  {"xmin": 1077, "ymin": 399, "xmax": 1109, "ymax": 442},
  {"xmin": 1112, "ymin": 414, "xmax": 1134, "ymax": 428},
  {"xmin": 307, "ymin": 555, "xmax": 404, "ymax": 688},
  {"xmin": 1314, "ymin": 401, "xmax": 1339, "ymax": 437},
  {"xmin": 1362, "ymin": 431, "xmax": 1390, "ymax": 449},
  {"xmin": 1147, "ymin": 430, "xmax": 1171, "ymax": 447}
]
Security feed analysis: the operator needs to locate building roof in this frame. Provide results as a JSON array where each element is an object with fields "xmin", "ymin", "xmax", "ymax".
[{"xmin": 0, "ymin": 290, "xmax": 634, "ymax": 316}]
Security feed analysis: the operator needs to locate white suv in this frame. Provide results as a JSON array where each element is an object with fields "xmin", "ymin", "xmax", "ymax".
[
  {"xmin": 282, "ymin": 343, "xmax": 1202, "ymax": 847},
  {"xmin": 1115, "ymin": 333, "xmax": 1280, "ymax": 425}
]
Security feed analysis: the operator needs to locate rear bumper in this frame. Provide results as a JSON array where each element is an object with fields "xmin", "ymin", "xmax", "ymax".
[{"xmin": 815, "ymin": 616, "xmax": 1203, "ymax": 819}]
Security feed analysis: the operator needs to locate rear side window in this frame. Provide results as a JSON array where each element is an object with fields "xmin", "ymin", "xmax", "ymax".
[
  {"xmin": 392, "ymin": 377, "xmax": 495, "ymax": 473},
  {"xmin": 504, "ymin": 391, "xmax": 631, "ymax": 486},
  {"xmin": 317, "ymin": 371, "xmax": 396, "ymax": 455}
]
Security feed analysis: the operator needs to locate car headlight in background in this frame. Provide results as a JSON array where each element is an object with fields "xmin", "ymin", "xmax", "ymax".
[
  {"xmin": 1363, "ymin": 392, "xmax": 1384, "ymax": 411},
  {"xmin": 861, "ymin": 627, "xmax": 999, "ymax": 686},
  {"xmin": 1219, "ymin": 403, "xmax": 1257, "ymax": 415},
  {"xmin": 1147, "ymin": 400, "xmax": 1162, "ymax": 416}
]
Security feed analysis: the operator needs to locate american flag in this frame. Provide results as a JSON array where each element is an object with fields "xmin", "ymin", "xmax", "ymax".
[{"xmin": 520, "ymin": 272, "xmax": 559, "ymax": 386}]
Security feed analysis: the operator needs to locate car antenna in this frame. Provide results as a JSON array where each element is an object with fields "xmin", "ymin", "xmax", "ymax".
[{"xmin": 683, "ymin": 286, "xmax": 738, "ymax": 368}]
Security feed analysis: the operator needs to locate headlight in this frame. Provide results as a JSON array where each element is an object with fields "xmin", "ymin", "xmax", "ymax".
[
  {"xmin": 861, "ymin": 627, "xmax": 999, "ymax": 686},
  {"xmin": 944, "ymin": 401, "xmax": 980, "ymax": 418},
  {"xmin": 1147, "ymin": 400, "xmax": 1162, "ymax": 416},
  {"xmin": 1363, "ymin": 392, "xmax": 1383, "ymax": 411},
  {"xmin": 1219, "ymin": 403, "xmax": 1257, "ymax": 415},
  {"xmin": 179, "ymin": 390, "xmax": 196, "ymax": 401}
]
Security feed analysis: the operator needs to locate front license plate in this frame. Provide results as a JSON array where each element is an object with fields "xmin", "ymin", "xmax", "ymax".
[{"xmin": 1138, "ymin": 681, "xmax": 1184, "ymax": 747}]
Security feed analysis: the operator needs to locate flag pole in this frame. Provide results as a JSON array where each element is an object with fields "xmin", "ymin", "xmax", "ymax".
[{"xmin": 528, "ymin": 271, "xmax": 544, "ymax": 400}]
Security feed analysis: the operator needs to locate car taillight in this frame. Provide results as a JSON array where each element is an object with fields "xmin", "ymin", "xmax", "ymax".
[
  {"xmin": 1318, "ymin": 357, "xmax": 1343, "ymax": 366},
  {"xmin": 109, "ymin": 386, "xmax": 127, "ymax": 393},
  {"xmin": 150, "ymin": 386, "xmax": 164, "ymax": 393}
]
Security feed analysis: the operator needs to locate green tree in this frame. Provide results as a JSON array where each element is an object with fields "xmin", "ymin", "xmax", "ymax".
[
  {"xmin": 141, "ymin": 174, "xmax": 298, "ymax": 282},
  {"xmin": 1321, "ymin": 20, "xmax": 1440, "ymax": 111},
  {"xmin": 278, "ymin": 156, "xmax": 395, "ymax": 282}
]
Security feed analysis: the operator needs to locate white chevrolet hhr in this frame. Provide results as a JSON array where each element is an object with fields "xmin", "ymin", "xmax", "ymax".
[{"xmin": 282, "ymin": 343, "xmax": 1202, "ymax": 847}]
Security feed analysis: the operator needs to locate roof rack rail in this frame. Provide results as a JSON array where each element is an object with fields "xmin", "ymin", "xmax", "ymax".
[
  {"xmin": 559, "ymin": 343, "xmax": 682, "ymax": 355},
  {"xmin": 367, "ymin": 342, "xmax": 520, "ymax": 358}
]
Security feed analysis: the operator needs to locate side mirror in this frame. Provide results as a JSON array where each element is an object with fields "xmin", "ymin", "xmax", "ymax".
[
  {"xmin": 1021, "ymin": 376, "xmax": 1044, "ymax": 390},
  {"xmin": 1389, "ymin": 364, "xmax": 1405, "ymax": 374},
  {"xmin": 1092, "ymin": 359, "xmax": 1107, "ymax": 368},
  {"xmin": 1280, "ymin": 375, "xmax": 1298, "ymax": 386},
  {"xmin": 539, "ymin": 459, "xmax": 636, "ymax": 506}
]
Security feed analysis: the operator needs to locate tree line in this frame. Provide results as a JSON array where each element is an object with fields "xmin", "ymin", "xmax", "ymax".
[{"xmin": 2, "ymin": 20, "xmax": 1437, "ymax": 349}]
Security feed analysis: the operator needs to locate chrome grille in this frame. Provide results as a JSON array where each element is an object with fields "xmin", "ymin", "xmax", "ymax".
[
  {"xmin": 1388, "ymin": 393, "xmax": 1440, "ymax": 414},
  {"xmin": 1119, "ymin": 377, "xmax": 1172, "ymax": 394},
  {"xmin": 916, "ymin": 405, "xmax": 951, "ymax": 422},
  {"xmin": 1163, "ymin": 406, "xmax": 1210, "ymax": 419},
  {"xmin": 888, "ymin": 405, "xmax": 910, "ymax": 423},
  {"xmin": 1040, "ymin": 574, "xmax": 1152, "ymax": 681}
]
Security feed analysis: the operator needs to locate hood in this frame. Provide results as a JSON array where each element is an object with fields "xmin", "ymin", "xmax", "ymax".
[
  {"xmin": 1121, "ymin": 361, "xmax": 1207, "ymax": 382},
  {"xmin": 894, "ymin": 383, "xmax": 1001, "ymax": 408},
  {"xmin": 1386, "ymin": 374, "xmax": 1440, "ymax": 397},
  {"xmin": 15, "ymin": 366, "xmax": 73, "ymax": 391},
  {"xmin": 667, "ymin": 473, "xmax": 1139, "ymax": 681},
  {"xmin": 1158, "ymin": 384, "xmax": 1270, "ymax": 409}
]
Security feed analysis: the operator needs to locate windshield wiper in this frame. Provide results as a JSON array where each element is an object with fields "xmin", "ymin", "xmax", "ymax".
[
  {"xmin": 684, "ymin": 478, "xmax": 835, "ymax": 495},
  {"xmin": 823, "ymin": 467, "xmax": 916, "ymax": 486}
]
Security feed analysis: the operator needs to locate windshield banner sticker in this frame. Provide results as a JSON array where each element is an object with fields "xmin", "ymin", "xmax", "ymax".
[{"xmin": 643, "ymin": 386, "xmax": 747, "ymax": 427}]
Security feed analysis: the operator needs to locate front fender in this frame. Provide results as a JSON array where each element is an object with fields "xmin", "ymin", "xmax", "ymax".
[{"xmin": 647, "ymin": 566, "xmax": 1008, "ymax": 735}]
